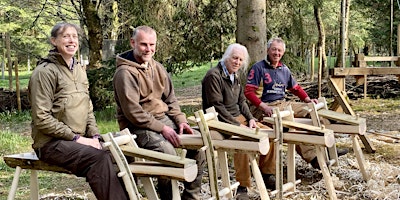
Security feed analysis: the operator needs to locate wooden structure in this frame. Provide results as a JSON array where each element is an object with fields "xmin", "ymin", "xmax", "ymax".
[
  {"xmin": 325, "ymin": 78, "xmax": 376, "ymax": 153},
  {"xmin": 263, "ymin": 105, "xmax": 337, "ymax": 200},
  {"xmin": 184, "ymin": 106, "xmax": 336, "ymax": 199},
  {"xmin": 4, "ymin": 128, "xmax": 198, "ymax": 200},
  {"xmin": 290, "ymin": 98, "xmax": 370, "ymax": 181},
  {"xmin": 183, "ymin": 107, "xmax": 271, "ymax": 200}
]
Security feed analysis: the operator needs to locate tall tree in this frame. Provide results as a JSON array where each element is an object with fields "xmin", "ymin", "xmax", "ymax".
[
  {"xmin": 80, "ymin": 0, "xmax": 103, "ymax": 69},
  {"xmin": 335, "ymin": 0, "xmax": 351, "ymax": 68},
  {"xmin": 236, "ymin": 0, "xmax": 267, "ymax": 66},
  {"xmin": 314, "ymin": 0, "xmax": 327, "ymax": 77}
]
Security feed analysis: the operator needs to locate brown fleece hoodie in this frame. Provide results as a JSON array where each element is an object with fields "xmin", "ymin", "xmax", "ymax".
[{"xmin": 113, "ymin": 50, "xmax": 187, "ymax": 132}]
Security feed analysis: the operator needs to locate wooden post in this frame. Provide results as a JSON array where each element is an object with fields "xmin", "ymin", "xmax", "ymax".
[
  {"xmin": 311, "ymin": 44, "xmax": 315, "ymax": 81},
  {"xmin": 14, "ymin": 60, "xmax": 21, "ymax": 111},
  {"xmin": 318, "ymin": 47, "xmax": 322, "ymax": 98}
]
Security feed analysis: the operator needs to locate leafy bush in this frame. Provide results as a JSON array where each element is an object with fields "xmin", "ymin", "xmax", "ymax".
[{"xmin": 87, "ymin": 67, "xmax": 116, "ymax": 111}]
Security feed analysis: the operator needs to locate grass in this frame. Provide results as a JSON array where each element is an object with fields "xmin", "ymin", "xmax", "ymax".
[
  {"xmin": 0, "ymin": 70, "xmax": 31, "ymax": 89},
  {"xmin": 171, "ymin": 63, "xmax": 211, "ymax": 89},
  {"xmin": 351, "ymin": 97, "xmax": 400, "ymax": 113}
]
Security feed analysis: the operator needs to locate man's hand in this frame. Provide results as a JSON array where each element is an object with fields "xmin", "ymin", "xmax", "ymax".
[
  {"xmin": 259, "ymin": 102, "xmax": 273, "ymax": 117},
  {"xmin": 248, "ymin": 119, "xmax": 257, "ymax": 129},
  {"xmin": 161, "ymin": 125, "xmax": 181, "ymax": 147},
  {"xmin": 304, "ymin": 97, "xmax": 318, "ymax": 104},
  {"xmin": 76, "ymin": 137, "xmax": 102, "ymax": 149},
  {"xmin": 179, "ymin": 123, "xmax": 194, "ymax": 135}
]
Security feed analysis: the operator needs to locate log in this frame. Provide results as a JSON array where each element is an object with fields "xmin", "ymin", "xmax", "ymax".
[{"xmin": 3, "ymin": 152, "xmax": 71, "ymax": 174}]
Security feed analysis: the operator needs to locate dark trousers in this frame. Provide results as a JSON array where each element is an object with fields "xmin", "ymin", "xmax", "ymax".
[
  {"xmin": 37, "ymin": 140, "xmax": 129, "ymax": 200},
  {"xmin": 132, "ymin": 116, "xmax": 206, "ymax": 200}
]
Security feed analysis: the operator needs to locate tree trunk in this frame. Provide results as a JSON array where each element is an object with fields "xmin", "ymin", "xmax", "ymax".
[
  {"xmin": 335, "ymin": 0, "xmax": 351, "ymax": 68},
  {"xmin": 236, "ymin": 0, "xmax": 266, "ymax": 83},
  {"xmin": 6, "ymin": 32, "xmax": 12, "ymax": 91},
  {"xmin": 314, "ymin": 3, "xmax": 327, "ymax": 78},
  {"xmin": 82, "ymin": 0, "xmax": 103, "ymax": 69}
]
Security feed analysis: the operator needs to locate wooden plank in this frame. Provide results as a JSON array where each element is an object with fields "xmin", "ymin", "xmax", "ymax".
[
  {"xmin": 178, "ymin": 134, "xmax": 270, "ymax": 155},
  {"xmin": 4, "ymin": 153, "xmax": 71, "ymax": 173},
  {"xmin": 351, "ymin": 135, "xmax": 371, "ymax": 180},
  {"xmin": 258, "ymin": 129, "xmax": 335, "ymax": 147},
  {"xmin": 324, "ymin": 124, "xmax": 366, "ymax": 135},
  {"xmin": 328, "ymin": 78, "xmax": 355, "ymax": 116},
  {"xmin": 363, "ymin": 56, "xmax": 398, "ymax": 62},
  {"xmin": 331, "ymin": 67, "xmax": 400, "ymax": 76},
  {"xmin": 128, "ymin": 163, "xmax": 198, "ymax": 182},
  {"xmin": 317, "ymin": 109, "xmax": 366, "ymax": 126},
  {"xmin": 206, "ymin": 120, "xmax": 268, "ymax": 141},
  {"xmin": 359, "ymin": 135, "xmax": 376, "ymax": 153},
  {"xmin": 263, "ymin": 117, "xmax": 333, "ymax": 136},
  {"xmin": 120, "ymin": 146, "xmax": 196, "ymax": 168}
]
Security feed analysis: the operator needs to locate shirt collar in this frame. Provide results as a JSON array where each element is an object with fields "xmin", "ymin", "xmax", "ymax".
[{"xmin": 221, "ymin": 61, "xmax": 235, "ymax": 83}]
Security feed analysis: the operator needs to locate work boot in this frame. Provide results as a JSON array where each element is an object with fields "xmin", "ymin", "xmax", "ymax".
[
  {"xmin": 236, "ymin": 185, "xmax": 249, "ymax": 200},
  {"xmin": 262, "ymin": 174, "xmax": 276, "ymax": 190}
]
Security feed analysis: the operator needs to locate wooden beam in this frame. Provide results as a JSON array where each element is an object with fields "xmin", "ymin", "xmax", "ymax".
[
  {"xmin": 331, "ymin": 67, "xmax": 400, "ymax": 76},
  {"xmin": 4, "ymin": 153, "xmax": 71, "ymax": 173},
  {"xmin": 263, "ymin": 117, "xmax": 333, "ymax": 136},
  {"xmin": 317, "ymin": 109, "xmax": 365, "ymax": 126},
  {"xmin": 128, "ymin": 163, "xmax": 198, "ymax": 182},
  {"xmin": 328, "ymin": 78, "xmax": 355, "ymax": 116},
  {"xmin": 178, "ymin": 134, "xmax": 270, "ymax": 155},
  {"xmin": 121, "ymin": 146, "xmax": 196, "ymax": 168},
  {"xmin": 207, "ymin": 120, "xmax": 268, "ymax": 141},
  {"xmin": 363, "ymin": 56, "xmax": 398, "ymax": 62}
]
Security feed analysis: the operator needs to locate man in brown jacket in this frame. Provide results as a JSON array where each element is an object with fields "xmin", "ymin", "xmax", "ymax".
[
  {"xmin": 113, "ymin": 25, "xmax": 205, "ymax": 200},
  {"xmin": 202, "ymin": 43, "xmax": 276, "ymax": 200}
]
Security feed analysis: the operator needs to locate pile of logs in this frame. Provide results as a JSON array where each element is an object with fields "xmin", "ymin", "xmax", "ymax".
[
  {"xmin": 293, "ymin": 75, "xmax": 400, "ymax": 100},
  {"xmin": 0, "ymin": 88, "xmax": 30, "ymax": 112}
]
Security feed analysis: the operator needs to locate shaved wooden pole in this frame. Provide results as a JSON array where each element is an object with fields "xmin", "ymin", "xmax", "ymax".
[
  {"xmin": 311, "ymin": 44, "xmax": 315, "ymax": 81},
  {"xmin": 318, "ymin": 47, "xmax": 322, "ymax": 98}
]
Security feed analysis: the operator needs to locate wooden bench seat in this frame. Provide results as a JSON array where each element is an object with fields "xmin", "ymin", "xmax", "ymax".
[
  {"xmin": 4, "ymin": 128, "xmax": 198, "ymax": 200},
  {"xmin": 188, "ymin": 108, "xmax": 271, "ymax": 200}
]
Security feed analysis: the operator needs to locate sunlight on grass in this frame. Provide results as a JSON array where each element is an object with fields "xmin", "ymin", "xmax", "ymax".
[
  {"xmin": 0, "ymin": 70, "xmax": 32, "ymax": 89},
  {"xmin": 351, "ymin": 98, "xmax": 400, "ymax": 113},
  {"xmin": 172, "ymin": 62, "xmax": 212, "ymax": 88}
]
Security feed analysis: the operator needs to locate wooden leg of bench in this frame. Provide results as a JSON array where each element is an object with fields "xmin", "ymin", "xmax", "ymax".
[
  {"xmin": 316, "ymin": 146, "xmax": 337, "ymax": 200},
  {"xmin": 7, "ymin": 166, "xmax": 22, "ymax": 200},
  {"xmin": 171, "ymin": 179, "xmax": 181, "ymax": 200},
  {"xmin": 249, "ymin": 154, "xmax": 270, "ymax": 200},
  {"xmin": 217, "ymin": 150, "xmax": 233, "ymax": 198},
  {"xmin": 287, "ymin": 144, "xmax": 296, "ymax": 192},
  {"xmin": 328, "ymin": 145, "xmax": 339, "ymax": 167},
  {"xmin": 352, "ymin": 135, "xmax": 370, "ymax": 181},
  {"xmin": 30, "ymin": 169, "xmax": 39, "ymax": 200},
  {"xmin": 140, "ymin": 177, "xmax": 159, "ymax": 200}
]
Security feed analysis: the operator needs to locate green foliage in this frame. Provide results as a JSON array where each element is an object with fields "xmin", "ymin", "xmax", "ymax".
[
  {"xmin": 282, "ymin": 51, "xmax": 308, "ymax": 73},
  {"xmin": 87, "ymin": 67, "xmax": 115, "ymax": 111},
  {"xmin": 0, "ymin": 0, "xmax": 80, "ymax": 67}
]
